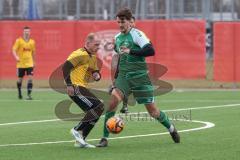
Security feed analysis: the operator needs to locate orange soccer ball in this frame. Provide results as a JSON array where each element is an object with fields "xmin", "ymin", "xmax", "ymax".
[{"xmin": 106, "ymin": 116, "xmax": 124, "ymax": 134}]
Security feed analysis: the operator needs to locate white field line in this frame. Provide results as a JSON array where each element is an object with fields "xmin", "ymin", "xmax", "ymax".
[
  {"xmin": 1, "ymin": 99, "xmax": 240, "ymax": 103},
  {"xmin": 163, "ymin": 103, "xmax": 240, "ymax": 112},
  {"xmin": 0, "ymin": 103, "xmax": 239, "ymax": 127},
  {"xmin": 0, "ymin": 119, "xmax": 215, "ymax": 147}
]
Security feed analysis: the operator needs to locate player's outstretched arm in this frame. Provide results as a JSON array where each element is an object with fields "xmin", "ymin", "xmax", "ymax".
[
  {"xmin": 111, "ymin": 54, "xmax": 120, "ymax": 83},
  {"xmin": 62, "ymin": 61, "xmax": 75, "ymax": 96},
  {"xmin": 32, "ymin": 52, "xmax": 36, "ymax": 67},
  {"xmin": 62, "ymin": 61, "xmax": 73, "ymax": 85},
  {"xmin": 12, "ymin": 49, "xmax": 19, "ymax": 62},
  {"xmin": 129, "ymin": 44, "xmax": 155, "ymax": 57}
]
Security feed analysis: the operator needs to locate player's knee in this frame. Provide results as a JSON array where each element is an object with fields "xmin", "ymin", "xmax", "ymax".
[
  {"xmin": 93, "ymin": 101, "xmax": 104, "ymax": 117},
  {"xmin": 27, "ymin": 76, "xmax": 33, "ymax": 82},
  {"xmin": 83, "ymin": 102, "xmax": 104, "ymax": 123},
  {"xmin": 28, "ymin": 79, "xmax": 33, "ymax": 83},
  {"xmin": 145, "ymin": 103, "xmax": 160, "ymax": 118},
  {"xmin": 17, "ymin": 78, "xmax": 23, "ymax": 83},
  {"xmin": 108, "ymin": 96, "xmax": 120, "ymax": 112},
  {"xmin": 111, "ymin": 88, "xmax": 123, "ymax": 102},
  {"xmin": 148, "ymin": 109, "xmax": 160, "ymax": 118}
]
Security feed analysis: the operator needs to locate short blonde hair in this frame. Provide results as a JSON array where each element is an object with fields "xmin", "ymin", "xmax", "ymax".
[{"xmin": 86, "ymin": 33, "xmax": 96, "ymax": 42}]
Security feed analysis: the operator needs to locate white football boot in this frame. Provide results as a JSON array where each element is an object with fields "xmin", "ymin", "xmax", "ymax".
[
  {"xmin": 74, "ymin": 141, "xmax": 96, "ymax": 148},
  {"xmin": 70, "ymin": 128, "xmax": 95, "ymax": 148}
]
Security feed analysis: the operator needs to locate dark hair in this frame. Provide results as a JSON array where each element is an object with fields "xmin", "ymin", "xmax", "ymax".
[
  {"xmin": 23, "ymin": 26, "xmax": 30, "ymax": 30},
  {"xmin": 116, "ymin": 7, "xmax": 132, "ymax": 20}
]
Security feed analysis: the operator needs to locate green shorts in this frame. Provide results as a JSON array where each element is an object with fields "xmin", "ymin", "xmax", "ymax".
[{"xmin": 115, "ymin": 71, "xmax": 154, "ymax": 104}]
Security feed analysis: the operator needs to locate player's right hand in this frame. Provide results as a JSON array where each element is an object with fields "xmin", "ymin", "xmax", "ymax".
[
  {"xmin": 120, "ymin": 46, "xmax": 130, "ymax": 54},
  {"xmin": 15, "ymin": 56, "xmax": 20, "ymax": 62},
  {"xmin": 108, "ymin": 84, "xmax": 116, "ymax": 95},
  {"xmin": 67, "ymin": 85, "xmax": 75, "ymax": 96}
]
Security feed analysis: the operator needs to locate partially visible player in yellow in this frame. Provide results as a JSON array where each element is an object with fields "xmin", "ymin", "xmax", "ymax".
[
  {"xmin": 62, "ymin": 33, "xmax": 104, "ymax": 148},
  {"xmin": 12, "ymin": 26, "xmax": 36, "ymax": 100}
]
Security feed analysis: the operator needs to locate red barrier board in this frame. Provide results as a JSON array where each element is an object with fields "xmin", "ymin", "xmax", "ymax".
[
  {"xmin": 154, "ymin": 20, "xmax": 206, "ymax": 79},
  {"xmin": 0, "ymin": 21, "xmax": 76, "ymax": 79},
  {"xmin": 214, "ymin": 22, "xmax": 240, "ymax": 82},
  {"xmin": 0, "ymin": 20, "xmax": 205, "ymax": 81}
]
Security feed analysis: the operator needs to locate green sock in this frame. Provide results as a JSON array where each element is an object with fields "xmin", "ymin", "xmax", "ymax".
[
  {"xmin": 156, "ymin": 111, "xmax": 171, "ymax": 129},
  {"xmin": 103, "ymin": 111, "xmax": 116, "ymax": 138}
]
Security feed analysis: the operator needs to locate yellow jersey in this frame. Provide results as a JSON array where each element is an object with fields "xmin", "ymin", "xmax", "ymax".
[
  {"xmin": 12, "ymin": 37, "xmax": 36, "ymax": 68},
  {"xmin": 67, "ymin": 48, "xmax": 99, "ymax": 87}
]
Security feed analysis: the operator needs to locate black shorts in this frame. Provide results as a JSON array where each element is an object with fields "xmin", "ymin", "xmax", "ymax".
[
  {"xmin": 17, "ymin": 67, "xmax": 34, "ymax": 78},
  {"xmin": 69, "ymin": 86, "xmax": 102, "ymax": 112}
]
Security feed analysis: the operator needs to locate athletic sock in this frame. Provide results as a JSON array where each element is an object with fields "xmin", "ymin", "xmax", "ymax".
[
  {"xmin": 17, "ymin": 81, "xmax": 22, "ymax": 97},
  {"xmin": 156, "ymin": 111, "xmax": 171, "ymax": 129},
  {"xmin": 82, "ymin": 119, "xmax": 98, "ymax": 139},
  {"xmin": 168, "ymin": 124, "xmax": 175, "ymax": 133},
  {"xmin": 103, "ymin": 111, "xmax": 116, "ymax": 138},
  {"xmin": 75, "ymin": 103, "xmax": 104, "ymax": 139},
  {"xmin": 27, "ymin": 80, "xmax": 33, "ymax": 96}
]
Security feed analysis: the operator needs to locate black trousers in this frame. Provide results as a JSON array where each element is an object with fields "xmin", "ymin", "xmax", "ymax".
[{"xmin": 69, "ymin": 86, "xmax": 102, "ymax": 112}]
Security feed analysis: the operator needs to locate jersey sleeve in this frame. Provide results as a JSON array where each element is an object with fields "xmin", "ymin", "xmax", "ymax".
[
  {"xmin": 12, "ymin": 38, "xmax": 20, "ymax": 51},
  {"xmin": 113, "ymin": 44, "xmax": 118, "ymax": 53},
  {"xmin": 131, "ymin": 29, "xmax": 150, "ymax": 48},
  {"xmin": 113, "ymin": 33, "xmax": 121, "ymax": 54},
  {"xmin": 67, "ymin": 51, "xmax": 87, "ymax": 67}
]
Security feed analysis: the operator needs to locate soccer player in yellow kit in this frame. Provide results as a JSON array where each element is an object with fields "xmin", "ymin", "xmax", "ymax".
[
  {"xmin": 62, "ymin": 33, "xmax": 104, "ymax": 148},
  {"xmin": 12, "ymin": 26, "xmax": 35, "ymax": 100}
]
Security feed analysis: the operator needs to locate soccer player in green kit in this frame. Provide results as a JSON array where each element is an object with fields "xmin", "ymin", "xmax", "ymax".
[{"xmin": 96, "ymin": 8, "xmax": 180, "ymax": 147}]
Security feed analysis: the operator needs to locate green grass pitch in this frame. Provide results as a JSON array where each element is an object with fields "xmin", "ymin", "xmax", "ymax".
[{"xmin": 0, "ymin": 89, "xmax": 240, "ymax": 160}]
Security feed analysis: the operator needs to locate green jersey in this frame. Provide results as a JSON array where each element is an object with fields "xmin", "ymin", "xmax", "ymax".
[
  {"xmin": 114, "ymin": 28, "xmax": 154, "ymax": 104},
  {"xmin": 114, "ymin": 28, "xmax": 150, "ymax": 74}
]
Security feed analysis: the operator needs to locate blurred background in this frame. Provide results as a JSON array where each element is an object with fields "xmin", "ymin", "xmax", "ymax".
[
  {"xmin": 0, "ymin": 0, "xmax": 240, "ymax": 89},
  {"xmin": 1, "ymin": 0, "xmax": 240, "ymax": 21}
]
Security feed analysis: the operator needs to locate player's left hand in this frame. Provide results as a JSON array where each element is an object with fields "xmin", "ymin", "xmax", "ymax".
[
  {"xmin": 120, "ymin": 46, "xmax": 130, "ymax": 54},
  {"xmin": 66, "ymin": 85, "xmax": 75, "ymax": 96},
  {"xmin": 108, "ymin": 84, "xmax": 116, "ymax": 95},
  {"xmin": 92, "ymin": 72, "xmax": 101, "ymax": 81}
]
